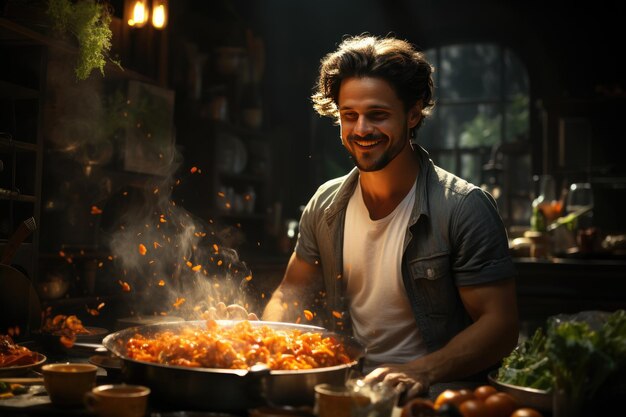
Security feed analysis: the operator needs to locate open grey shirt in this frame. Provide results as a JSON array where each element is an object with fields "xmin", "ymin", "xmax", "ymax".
[{"xmin": 294, "ymin": 145, "xmax": 516, "ymax": 353}]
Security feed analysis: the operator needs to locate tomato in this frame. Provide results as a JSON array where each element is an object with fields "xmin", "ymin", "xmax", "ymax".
[
  {"xmin": 400, "ymin": 398, "xmax": 436, "ymax": 417},
  {"xmin": 473, "ymin": 384, "xmax": 497, "ymax": 401},
  {"xmin": 436, "ymin": 403, "xmax": 464, "ymax": 417},
  {"xmin": 434, "ymin": 389, "xmax": 474, "ymax": 410},
  {"xmin": 458, "ymin": 399, "xmax": 489, "ymax": 417},
  {"xmin": 483, "ymin": 392, "xmax": 518, "ymax": 417},
  {"xmin": 510, "ymin": 407, "xmax": 544, "ymax": 417}
]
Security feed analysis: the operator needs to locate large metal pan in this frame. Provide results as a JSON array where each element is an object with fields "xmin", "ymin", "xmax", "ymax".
[{"xmin": 101, "ymin": 320, "xmax": 365, "ymax": 413}]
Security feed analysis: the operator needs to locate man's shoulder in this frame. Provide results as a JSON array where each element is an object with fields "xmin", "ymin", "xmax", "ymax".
[
  {"xmin": 426, "ymin": 163, "xmax": 499, "ymax": 216},
  {"xmin": 308, "ymin": 171, "xmax": 355, "ymax": 207},
  {"xmin": 429, "ymin": 164, "xmax": 479, "ymax": 198}
]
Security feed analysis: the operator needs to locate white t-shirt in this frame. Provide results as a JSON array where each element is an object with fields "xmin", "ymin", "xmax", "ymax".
[{"xmin": 343, "ymin": 179, "xmax": 428, "ymax": 366}]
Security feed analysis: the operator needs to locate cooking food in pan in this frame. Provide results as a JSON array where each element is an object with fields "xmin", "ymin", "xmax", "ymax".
[
  {"xmin": 102, "ymin": 320, "xmax": 364, "ymax": 411},
  {"xmin": 125, "ymin": 319, "xmax": 353, "ymax": 370}
]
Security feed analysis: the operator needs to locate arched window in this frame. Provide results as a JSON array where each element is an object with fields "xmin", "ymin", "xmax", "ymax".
[{"xmin": 420, "ymin": 43, "xmax": 532, "ymax": 227}]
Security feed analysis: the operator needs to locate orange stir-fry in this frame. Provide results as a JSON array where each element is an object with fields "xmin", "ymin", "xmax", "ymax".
[
  {"xmin": 41, "ymin": 314, "xmax": 92, "ymax": 335},
  {"xmin": 0, "ymin": 335, "xmax": 39, "ymax": 367},
  {"xmin": 41, "ymin": 314, "xmax": 93, "ymax": 348},
  {"xmin": 125, "ymin": 320, "xmax": 352, "ymax": 370}
]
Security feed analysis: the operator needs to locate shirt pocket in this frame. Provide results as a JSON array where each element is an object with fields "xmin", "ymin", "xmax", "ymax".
[{"xmin": 408, "ymin": 252, "xmax": 457, "ymax": 316}]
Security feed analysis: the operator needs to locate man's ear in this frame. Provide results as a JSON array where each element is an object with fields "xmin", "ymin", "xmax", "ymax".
[{"xmin": 408, "ymin": 101, "xmax": 423, "ymax": 129}]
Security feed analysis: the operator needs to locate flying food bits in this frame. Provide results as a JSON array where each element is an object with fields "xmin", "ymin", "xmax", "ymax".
[
  {"xmin": 60, "ymin": 335, "xmax": 75, "ymax": 349},
  {"xmin": 332, "ymin": 311, "xmax": 342, "ymax": 319},
  {"xmin": 212, "ymin": 244, "xmax": 219, "ymax": 253},
  {"xmin": 190, "ymin": 166, "xmax": 200, "ymax": 174},
  {"xmin": 244, "ymin": 274, "xmax": 253, "ymax": 282},
  {"xmin": 91, "ymin": 205, "xmax": 103, "ymax": 215},
  {"xmin": 153, "ymin": 241, "xmax": 162, "ymax": 249},
  {"xmin": 191, "ymin": 264, "xmax": 202, "ymax": 272},
  {"xmin": 119, "ymin": 280, "xmax": 131, "ymax": 292},
  {"xmin": 304, "ymin": 310, "xmax": 314, "ymax": 321},
  {"xmin": 138, "ymin": 244, "xmax": 147, "ymax": 255},
  {"xmin": 158, "ymin": 280, "xmax": 165, "ymax": 286},
  {"xmin": 173, "ymin": 297, "xmax": 186, "ymax": 308},
  {"xmin": 159, "ymin": 215, "xmax": 167, "ymax": 223}
]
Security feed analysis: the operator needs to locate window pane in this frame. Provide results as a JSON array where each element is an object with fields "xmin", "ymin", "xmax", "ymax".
[
  {"xmin": 461, "ymin": 153, "xmax": 482, "ymax": 185},
  {"xmin": 505, "ymin": 95, "xmax": 529, "ymax": 142},
  {"xmin": 436, "ymin": 104, "xmax": 502, "ymax": 149},
  {"xmin": 439, "ymin": 44, "xmax": 501, "ymax": 100},
  {"xmin": 418, "ymin": 115, "xmax": 439, "ymax": 150},
  {"xmin": 435, "ymin": 152, "xmax": 456, "ymax": 175},
  {"xmin": 505, "ymin": 49, "xmax": 529, "ymax": 98}
]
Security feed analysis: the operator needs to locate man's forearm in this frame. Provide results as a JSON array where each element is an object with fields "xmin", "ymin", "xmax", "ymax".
[
  {"xmin": 261, "ymin": 288, "xmax": 289, "ymax": 322},
  {"xmin": 409, "ymin": 313, "xmax": 518, "ymax": 384}
]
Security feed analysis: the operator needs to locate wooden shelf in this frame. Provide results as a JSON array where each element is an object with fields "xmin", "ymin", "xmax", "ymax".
[
  {"xmin": 218, "ymin": 171, "xmax": 267, "ymax": 183},
  {"xmin": 0, "ymin": 17, "xmax": 74, "ymax": 52},
  {"xmin": 219, "ymin": 212, "xmax": 266, "ymax": 221},
  {"xmin": 0, "ymin": 79, "xmax": 39, "ymax": 99},
  {"xmin": 0, "ymin": 136, "xmax": 38, "ymax": 151},
  {"xmin": 0, "ymin": 18, "xmax": 156, "ymax": 85},
  {"xmin": 0, "ymin": 188, "xmax": 36, "ymax": 202}
]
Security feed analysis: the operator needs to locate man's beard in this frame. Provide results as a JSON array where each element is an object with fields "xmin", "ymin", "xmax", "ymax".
[{"xmin": 345, "ymin": 133, "xmax": 408, "ymax": 172}]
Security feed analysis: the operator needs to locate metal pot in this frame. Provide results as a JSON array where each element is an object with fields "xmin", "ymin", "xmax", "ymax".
[{"xmin": 101, "ymin": 320, "xmax": 365, "ymax": 413}]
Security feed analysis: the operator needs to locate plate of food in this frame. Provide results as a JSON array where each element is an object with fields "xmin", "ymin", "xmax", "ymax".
[
  {"xmin": 0, "ymin": 335, "xmax": 47, "ymax": 377},
  {"xmin": 37, "ymin": 315, "xmax": 109, "ymax": 353}
]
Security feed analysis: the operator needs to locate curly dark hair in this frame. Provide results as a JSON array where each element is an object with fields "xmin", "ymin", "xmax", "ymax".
[{"xmin": 311, "ymin": 34, "xmax": 435, "ymax": 127}]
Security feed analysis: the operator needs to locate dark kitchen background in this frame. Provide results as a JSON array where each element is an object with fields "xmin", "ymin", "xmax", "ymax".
[{"xmin": 1, "ymin": 0, "xmax": 625, "ymax": 337}]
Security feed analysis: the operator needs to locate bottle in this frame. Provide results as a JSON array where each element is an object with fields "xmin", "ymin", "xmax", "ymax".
[{"xmin": 530, "ymin": 175, "xmax": 558, "ymax": 232}]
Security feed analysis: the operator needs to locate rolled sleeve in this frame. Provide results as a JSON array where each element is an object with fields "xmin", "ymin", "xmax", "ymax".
[
  {"xmin": 294, "ymin": 198, "xmax": 321, "ymax": 266},
  {"xmin": 451, "ymin": 189, "xmax": 517, "ymax": 286}
]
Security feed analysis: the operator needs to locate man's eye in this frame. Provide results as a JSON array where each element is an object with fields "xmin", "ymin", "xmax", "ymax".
[
  {"xmin": 341, "ymin": 112, "xmax": 358, "ymax": 121},
  {"xmin": 369, "ymin": 112, "xmax": 389, "ymax": 120}
]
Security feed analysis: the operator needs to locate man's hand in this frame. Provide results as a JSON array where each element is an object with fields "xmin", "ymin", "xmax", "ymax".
[
  {"xmin": 364, "ymin": 364, "xmax": 430, "ymax": 404},
  {"xmin": 206, "ymin": 302, "xmax": 259, "ymax": 320}
]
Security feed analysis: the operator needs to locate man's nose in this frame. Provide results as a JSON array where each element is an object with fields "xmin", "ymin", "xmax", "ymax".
[{"xmin": 353, "ymin": 115, "xmax": 373, "ymax": 136}]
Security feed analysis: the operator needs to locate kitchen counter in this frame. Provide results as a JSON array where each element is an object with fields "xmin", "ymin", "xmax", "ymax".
[{"xmin": 513, "ymin": 257, "xmax": 626, "ymax": 328}]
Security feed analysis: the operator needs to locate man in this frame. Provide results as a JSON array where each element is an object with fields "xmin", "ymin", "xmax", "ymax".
[{"xmin": 262, "ymin": 34, "xmax": 519, "ymax": 399}]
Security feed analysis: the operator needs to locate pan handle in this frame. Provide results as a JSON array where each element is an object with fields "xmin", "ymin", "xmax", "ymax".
[{"xmin": 244, "ymin": 364, "xmax": 272, "ymax": 408}]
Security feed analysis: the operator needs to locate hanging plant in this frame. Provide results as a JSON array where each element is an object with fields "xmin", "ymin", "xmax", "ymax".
[{"xmin": 46, "ymin": 0, "xmax": 121, "ymax": 80}]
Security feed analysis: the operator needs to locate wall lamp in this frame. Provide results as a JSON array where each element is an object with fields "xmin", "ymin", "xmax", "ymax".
[{"xmin": 125, "ymin": 0, "xmax": 168, "ymax": 29}]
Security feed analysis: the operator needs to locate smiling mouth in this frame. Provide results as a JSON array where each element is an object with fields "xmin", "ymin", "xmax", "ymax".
[{"xmin": 354, "ymin": 139, "xmax": 382, "ymax": 148}]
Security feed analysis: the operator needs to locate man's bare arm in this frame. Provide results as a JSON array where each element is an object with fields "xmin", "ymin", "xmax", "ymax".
[
  {"xmin": 262, "ymin": 252, "xmax": 322, "ymax": 322},
  {"xmin": 365, "ymin": 278, "xmax": 519, "ymax": 398}
]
